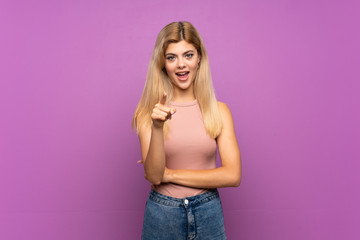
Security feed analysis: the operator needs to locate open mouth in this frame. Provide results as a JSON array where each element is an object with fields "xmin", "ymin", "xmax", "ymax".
[{"xmin": 176, "ymin": 71, "xmax": 189, "ymax": 80}]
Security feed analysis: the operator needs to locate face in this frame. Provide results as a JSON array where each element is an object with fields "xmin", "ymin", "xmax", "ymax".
[{"xmin": 164, "ymin": 40, "xmax": 200, "ymax": 94}]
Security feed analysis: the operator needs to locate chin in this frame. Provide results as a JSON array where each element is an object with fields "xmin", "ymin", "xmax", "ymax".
[
  {"xmin": 175, "ymin": 81, "xmax": 194, "ymax": 91},
  {"xmin": 171, "ymin": 76, "xmax": 195, "ymax": 89}
]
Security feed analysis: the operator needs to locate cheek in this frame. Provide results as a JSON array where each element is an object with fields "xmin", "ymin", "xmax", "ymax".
[
  {"xmin": 189, "ymin": 57, "xmax": 199, "ymax": 70},
  {"xmin": 189, "ymin": 61, "xmax": 199, "ymax": 71},
  {"xmin": 165, "ymin": 63, "xmax": 175, "ymax": 74}
]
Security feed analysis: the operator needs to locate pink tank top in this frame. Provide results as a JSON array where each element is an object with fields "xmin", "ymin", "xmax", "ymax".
[{"xmin": 152, "ymin": 99, "xmax": 217, "ymax": 198}]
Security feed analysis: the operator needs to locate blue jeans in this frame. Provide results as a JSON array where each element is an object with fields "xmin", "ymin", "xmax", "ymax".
[{"xmin": 141, "ymin": 189, "xmax": 227, "ymax": 240}]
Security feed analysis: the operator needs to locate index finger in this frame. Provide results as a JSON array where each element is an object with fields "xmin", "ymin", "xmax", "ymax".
[{"xmin": 160, "ymin": 91, "xmax": 167, "ymax": 105}]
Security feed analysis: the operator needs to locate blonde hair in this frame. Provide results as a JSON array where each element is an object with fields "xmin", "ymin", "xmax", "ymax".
[{"xmin": 132, "ymin": 21, "xmax": 222, "ymax": 138}]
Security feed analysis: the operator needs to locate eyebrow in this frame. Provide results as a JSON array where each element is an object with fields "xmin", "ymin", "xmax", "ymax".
[{"xmin": 165, "ymin": 50, "xmax": 195, "ymax": 56}]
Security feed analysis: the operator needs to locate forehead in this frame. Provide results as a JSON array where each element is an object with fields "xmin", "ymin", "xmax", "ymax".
[{"xmin": 165, "ymin": 40, "xmax": 196, "ymax": 54}]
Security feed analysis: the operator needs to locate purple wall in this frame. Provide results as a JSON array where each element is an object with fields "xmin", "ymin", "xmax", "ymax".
[{"xmin": 1, "ymin": 0, "xmax": 359, "ymax": 239}]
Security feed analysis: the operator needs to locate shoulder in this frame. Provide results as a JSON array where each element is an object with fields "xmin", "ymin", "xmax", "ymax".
[
  {"xmin": 217, "ymin": 101, "xmax": 232, "ymax": 118},
  {"xmin": 217, "ymin": 101, "xmax": 235, "ymax": 133}
]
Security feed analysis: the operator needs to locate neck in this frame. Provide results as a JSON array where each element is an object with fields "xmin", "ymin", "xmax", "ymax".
[
  {"xmin": 172, "ymin": 84, "xmax": 195, "ymax": 102},
  {"xmin": 172, "ymin": 91, "xmax": 195, "ymax": 102}
]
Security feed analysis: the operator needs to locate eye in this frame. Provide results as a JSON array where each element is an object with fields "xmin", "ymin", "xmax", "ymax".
[
  {"xmin": 166, "ymin": 56, "xmax": 175, "ymax": 61},
  {"xmin": 185, "ymin": 53, "xmax": 194, "ymax": 59}
]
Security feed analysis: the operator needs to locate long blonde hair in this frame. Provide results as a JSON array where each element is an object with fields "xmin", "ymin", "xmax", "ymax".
[{"xmin": 132, "ymin": 21, "xmax": 222, "ymax": 138}]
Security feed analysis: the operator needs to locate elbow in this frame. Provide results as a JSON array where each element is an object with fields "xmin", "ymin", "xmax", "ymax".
[
  {"xmin": 149, "ymin": 179, "xmax": 162, "ymax": 185},
  {"xmin": 150, "ymin": 176, "xmax": 162, "ymax": 185},
  {"xmin": 233, "ymin": 178, "xmax": 241, "ymax": 187},
  {"xmin": 144, "ymin": 172, "xmax": 162, "ymax": 185},
  {"xmin": 229, "ymin": 179, "xmax": 240, "ymax": 188},
  {"xmin": 230, "ymin": 173, "xmax": 241, "ymax": 188},
  {"xmin": 223, "ymin": 165, "xmax": 241, "ymax": 187}
]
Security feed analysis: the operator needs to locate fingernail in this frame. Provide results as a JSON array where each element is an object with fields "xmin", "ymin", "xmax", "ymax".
[{"xmin": 170, "ymin": 110, "xmax": 174, "ymax": 115}]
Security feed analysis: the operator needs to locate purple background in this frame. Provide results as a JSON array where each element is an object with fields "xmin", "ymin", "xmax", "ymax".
[{"xmin": 1, "ymin": 0, "xmax": 359, "ymax": 239}]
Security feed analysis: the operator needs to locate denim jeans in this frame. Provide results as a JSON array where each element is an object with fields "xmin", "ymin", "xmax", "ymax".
[{"xmin": 141, "ymin": 189, "xmax": 227, "ymax": 240}]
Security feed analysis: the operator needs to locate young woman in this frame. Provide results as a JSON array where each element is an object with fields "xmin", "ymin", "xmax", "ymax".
[{"xmin": 133, "ymin": 21, "xmax": 241, "ymax": 240}]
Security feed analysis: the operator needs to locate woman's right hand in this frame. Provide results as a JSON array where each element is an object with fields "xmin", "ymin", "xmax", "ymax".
[{"xmin": 151, "ymin": 92, "xmax": 176, "ymax": 129}]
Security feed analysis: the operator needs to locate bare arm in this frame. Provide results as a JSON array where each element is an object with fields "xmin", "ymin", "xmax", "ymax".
[
  {"xmin": 138, "ymin": 92, "xmax": 176, "ymax": 185},
  {"xmin": 162, "ymin": 102, "xmax": 241, "ymax": 188}
]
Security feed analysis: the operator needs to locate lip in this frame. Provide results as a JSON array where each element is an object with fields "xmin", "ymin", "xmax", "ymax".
[
  {"xmin": 175, "ymin": 71, "xmax": 190, "ymax": 81},
  {"xmin": 175, "ymin": 71, "xmax": 189, "ymax": 75}
]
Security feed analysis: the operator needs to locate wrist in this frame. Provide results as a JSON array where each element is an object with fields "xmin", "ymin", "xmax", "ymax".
[
  {"xmin": 163, "ymin": 167, "xmax": 174, "ymax": 183},
  {"xmin": 152, "ymin": 123, "xmax": 164, "ymax": 131}
]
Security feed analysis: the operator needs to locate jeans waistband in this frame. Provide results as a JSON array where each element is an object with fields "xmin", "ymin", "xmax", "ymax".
[{"xmin": 149, "ymin": 189, "xmax": 219, "ymax": 208}]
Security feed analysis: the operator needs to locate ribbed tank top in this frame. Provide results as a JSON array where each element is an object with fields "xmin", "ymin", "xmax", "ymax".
[{"xmin": 152, "ymin": 99, "xmax": 217, "ymax": 198}]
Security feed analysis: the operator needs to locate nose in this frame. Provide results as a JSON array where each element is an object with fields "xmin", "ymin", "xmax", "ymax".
[{"xmin": 177, "ymin": 57, "xmax": 186, "ymax": 69}]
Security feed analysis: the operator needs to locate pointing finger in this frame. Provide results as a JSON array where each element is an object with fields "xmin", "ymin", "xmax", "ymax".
[{"xmin": 160, "ymin": 91, "xmax": 167, "ymax": 105}]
